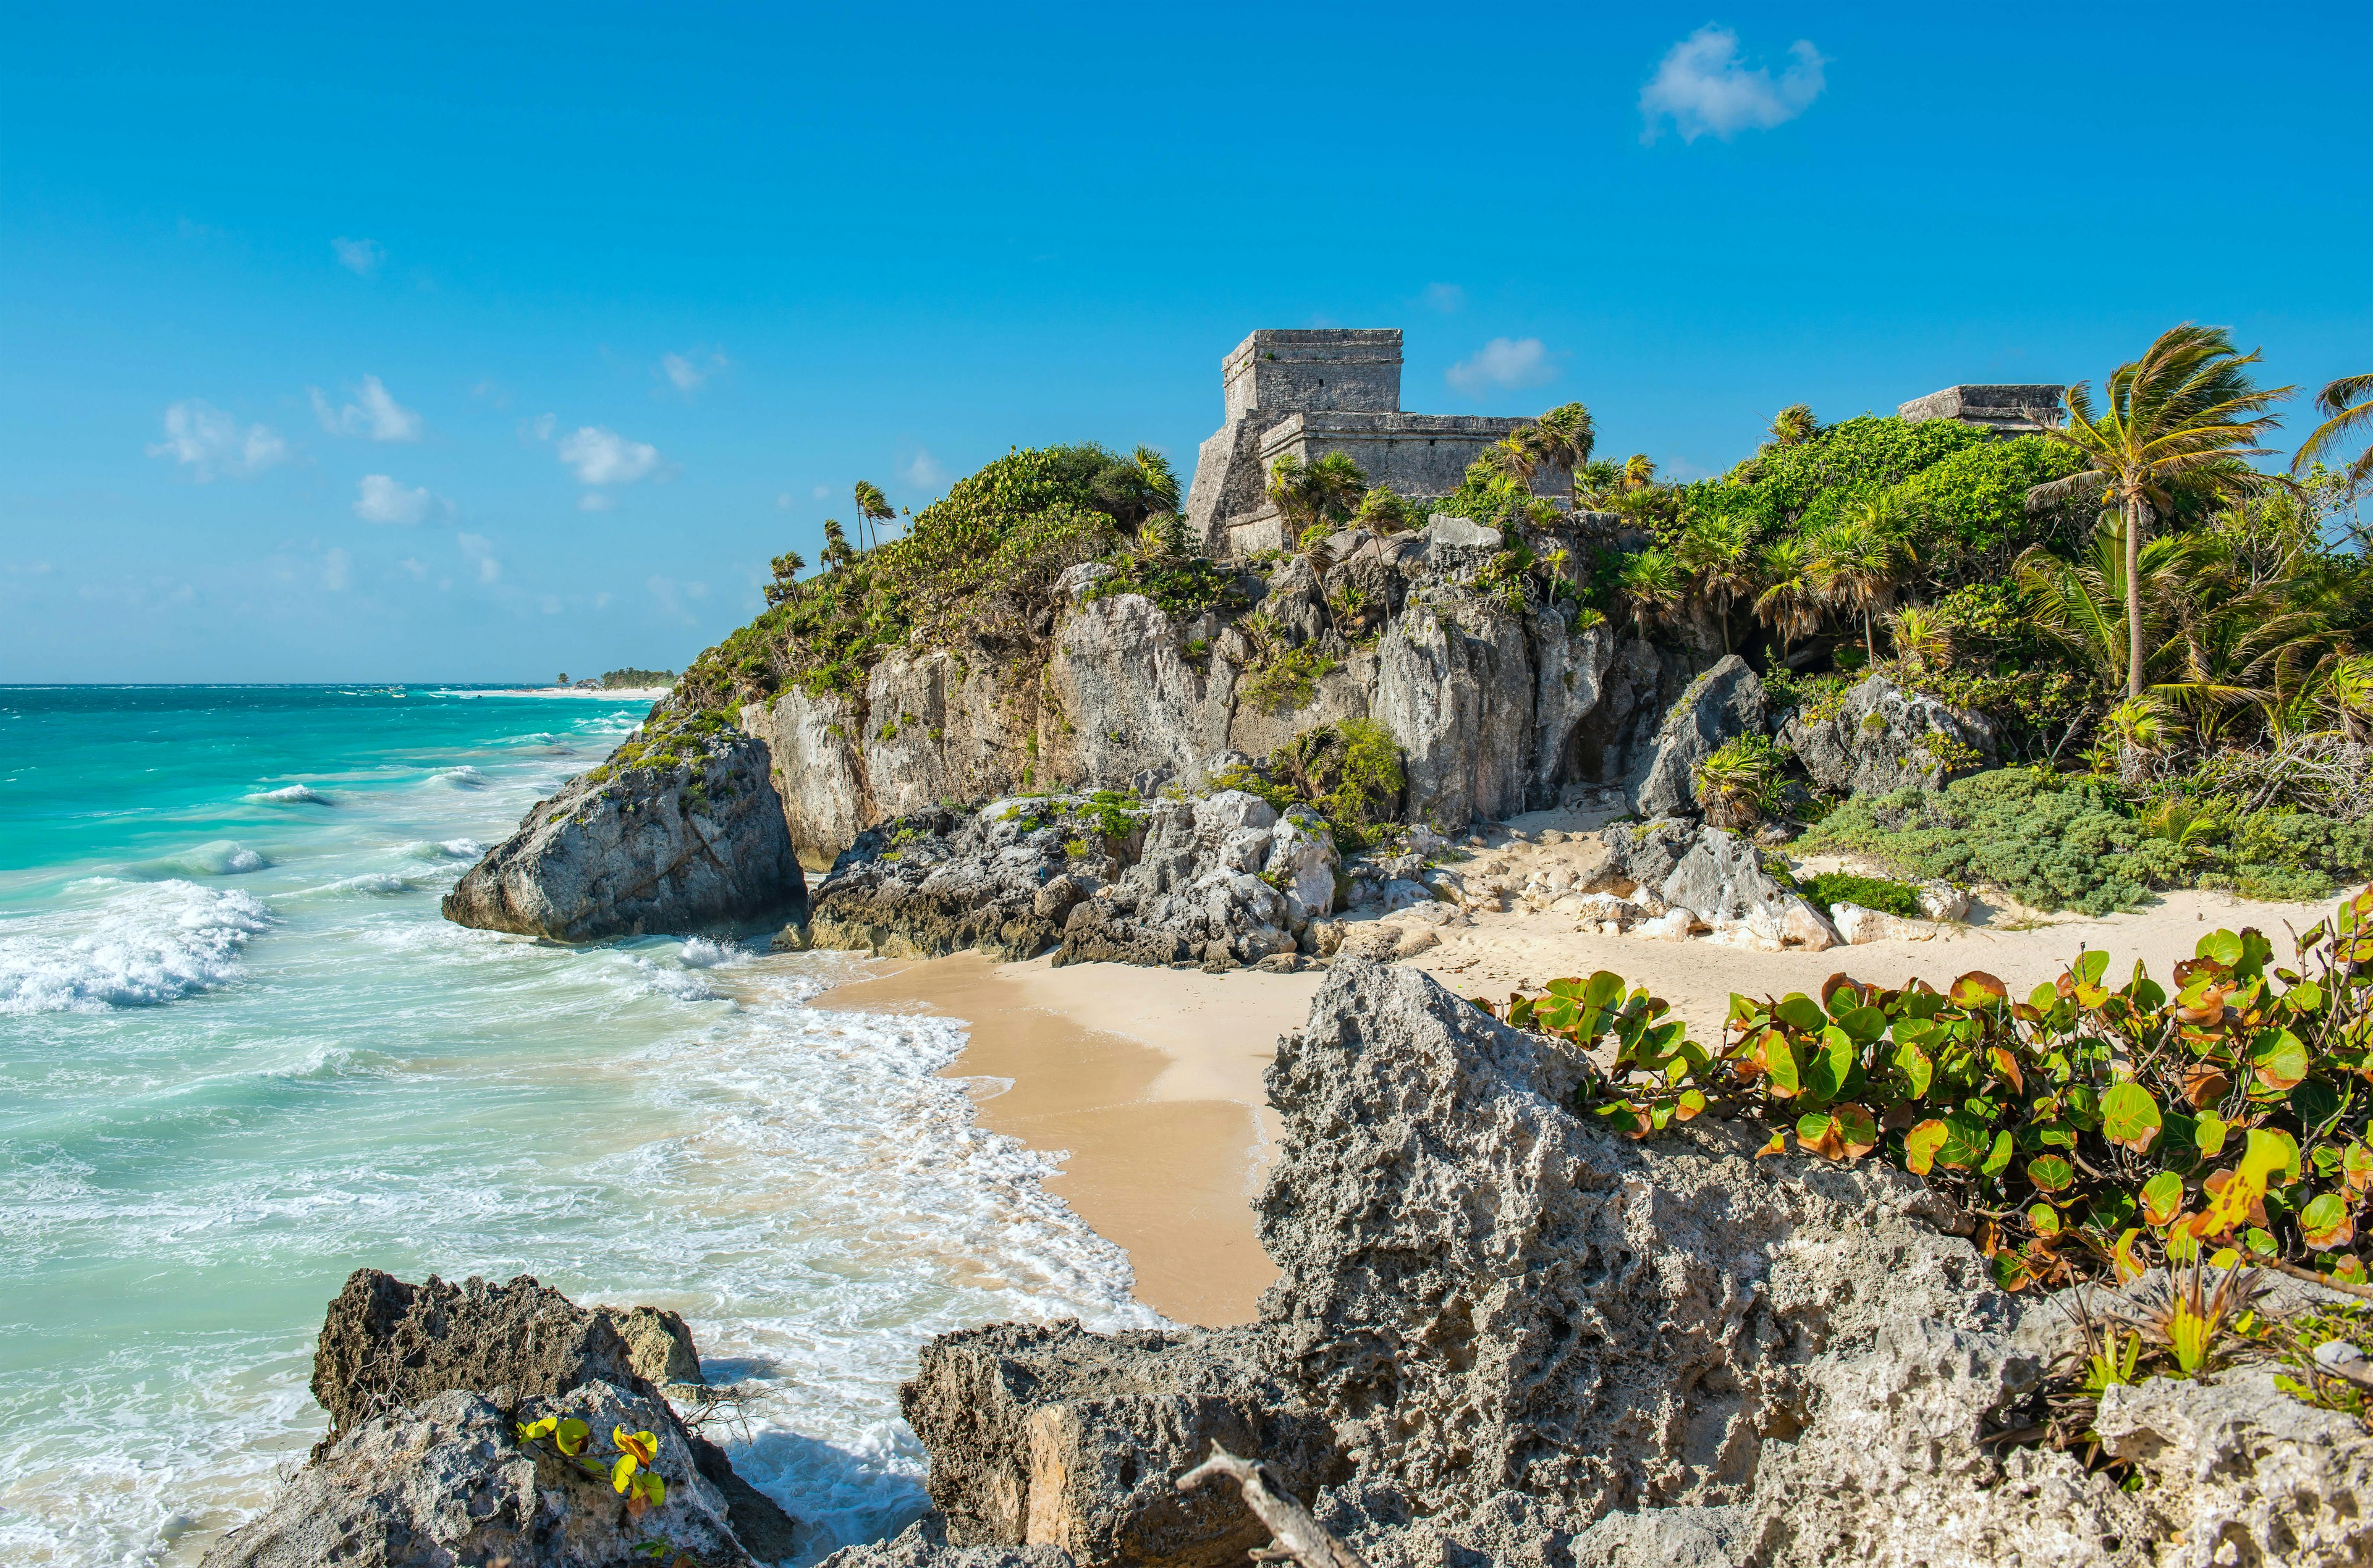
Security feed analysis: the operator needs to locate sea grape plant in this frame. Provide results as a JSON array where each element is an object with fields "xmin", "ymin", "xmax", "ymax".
[
  {"xmin": 514, "ymin": 1414, "xmax": 673, "ymax": 1535},
  {"xmin": 1476, "ymin": 884, "xmax": 2373, "ymax": 1292}
]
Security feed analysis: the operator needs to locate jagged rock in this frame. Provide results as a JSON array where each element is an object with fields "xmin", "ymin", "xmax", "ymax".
[
  {"xmin": 1637, "ymin": 907, "xmax": 1697, "ymax": 940},
  {"xmin": 819, "ymin": 1518, "xmax": 1072, "ymax": 1568},
  {"xmin": 1624, "ymin": 654, "xmax": 1769, "ymax": 819},
  {"xmin": 1918, "ymin": 881, "xmax": 1971, "ymax": 921},
  {"xmin": 899, "ymin": 1321, "xmax": 1340, "ymax": 1567},
  {"xmin": 1830, "ymin": 901, "xmax": 1940, "ymax": 943},
  {"xmin": 1373, "ymin": 588, "xmax": 1538, "ymax": 828},
  {"xmin": 1263, "ymin": 806, "xmax": 1340, "ymax": 931},
  {"xmin": 824, "ymin": 966, "xmax": 2373, "ymax": 1568},
  {"xmin": 444, "ymin": 712, "xmax": 807, "ymax": 942},
  {"xmin": 807, "ymin": 803, "xmax": 1081, "ymax": 963},
  {"xmin": 609, "ymin": 1304, "xmax": 707, "ymax": 1393},
  {"xmin": 307, "ymin": 1268, "xmax": 800, "ymax": 1562},
  {"xmin": 201, "ymin": 1383, "xmax": 753, "ymax": 1568},
  {"xmin": 1603, "ymin": 822, "xmax": 1836, "ymax": 950},
  {"xmin": 1780, "ymin": 675, "xmax": 1998, "ymax": 798}
]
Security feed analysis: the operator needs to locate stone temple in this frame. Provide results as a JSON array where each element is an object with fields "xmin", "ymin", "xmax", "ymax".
[
  {"xmin": 1897, "ymin": 384, "xmax": 2064, "ymax": 434},
  {"xmin": 1183, "ymin": 329, "xmax": 1570, "ymax": 558}
]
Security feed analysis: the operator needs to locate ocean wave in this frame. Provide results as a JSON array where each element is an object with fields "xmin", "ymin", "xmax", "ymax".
[
  {"xmin": 303, "ymin": 872, "xmax": 419, "ymax": 898},
  {"xmin": 247, "ymin": 784, "xmax": 333, "ymax": 806},
  {"xmin": 428, "ymin": 766, "xmax": 493, "ymax": 790},
  {"xmin": 400, "ymin": 837, "xmax": 484, "ymax": 862},
  {"xmin": 123, "ymin": 840, "xmax": 268, "ymax": 879},
  {"xmin": 678, "ymin": 936, "xmax": 738, "ymax": 968},
  {"xmin": 0, "ymin": 882, "xmax": 272, "ymax": 1014}
]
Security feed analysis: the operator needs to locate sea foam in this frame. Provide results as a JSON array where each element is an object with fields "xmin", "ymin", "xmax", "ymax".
[
  {"xmin": 0, "ymin": 881, "xmax": 272, "ymax": 1014},
  {"xmin": 247, "ymin": 785, "xmax": 332, "ymax": 806},
  {"xmin": 125, "ymin": 840, "xmax": 268, "ymax": 879},
  {"xmin": 428, "ymin": 766, "xmax": 492, "ymax": 790}
]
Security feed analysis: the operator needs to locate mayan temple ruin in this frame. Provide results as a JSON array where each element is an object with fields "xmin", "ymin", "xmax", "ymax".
[{"xmin": 1182, "ymin": 327, "xmax": 1573, "ymax": 557}]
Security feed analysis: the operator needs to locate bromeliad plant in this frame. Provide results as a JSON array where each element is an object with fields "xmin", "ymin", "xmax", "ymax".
[{"xmin": 1478, "ymin": 884, "xmax": 2373, "ymax": 1294}]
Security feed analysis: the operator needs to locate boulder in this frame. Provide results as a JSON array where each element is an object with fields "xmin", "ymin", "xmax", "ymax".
[
  {"xmin": 1656, "ymin": 825, "xmax": 1838, "ymax": 950},
  {"xmin": 1260, "ymin": 806, "xmax": 1339, "ymax": 931},
  {"xmin": 306, "ymin": 1269, "xmax": 800, "ymax": 1562},
  {"xmin": 1373, "ymin": 588, "xmax": 1538, "ymax": 828},
  {"xmin": 808, "ymin": 804, "xmax": 1074, "ymax": 963},
  {"xmin": 898, "ymin": 1321, "xmax": 1340, "ymax": 1567},
  {"xmin": 1623, "ymin": 654, "xmax": 1769, "ymax": 819},
  {"xmin": 201, "ymin": 1383, "xmax": 753, "ymax": 1568},
  {"xmin": 444, "ymin": 709, "xmax": 808, "ymax": 943},
  {"xmin": 1918, "ymin": 881, "xmax": 1972, "ymax": 921},
  {"xmin": 1780, "ymin": 675, "xmax": 1997, "ymax": 798},
  {"xmin": 1830, "ymin": 901, "xmax": 1940, "ymax": 944}
]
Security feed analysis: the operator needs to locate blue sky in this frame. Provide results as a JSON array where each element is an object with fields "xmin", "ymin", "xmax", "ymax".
[{"xmin": 3, "ymin": 3, "xmax": 2367, "ymax": 683}]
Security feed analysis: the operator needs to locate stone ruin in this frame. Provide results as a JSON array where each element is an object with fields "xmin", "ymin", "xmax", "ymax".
[
  {"xmin": 1182, "ymin": 328, "xmax": 1571, "ymax": 558},
  {"xmin": 1897, "ymin": 382, "xmax": 2065, "ymax": 433}
]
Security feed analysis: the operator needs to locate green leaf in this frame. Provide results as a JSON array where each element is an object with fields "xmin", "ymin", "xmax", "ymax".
[
  {"xmin": 2025, "ymin": 1154, "xmax": 2075, "ymax": 1192},
  {"xmin": 2300, "ymin": 1192, "xmax": 2355, "ymax": 1249},
  {"xmin": 2194, "ymin": 1113, "xmax": 2228, "ymax": 1160},
  {"xmin": 1583, "ymin": 971, "xmax": 1625, "ymax": 1011},
  {"xmin": 1776, "ymin": 994, "xmax": 1826, "ymax": 1034},
  {"xmin": 2073, "ymin": 950, "xmax": 2109, "ymax": 988},
  {"xmin": 2139, "ymin": 1170, "xmax": 2185, "ymax": 1226},
  {"xmin": 2290, "ymin": 1077, "xmax": 2341, "ymax": 1131},
  {"xmin": 2100, "ymin": 1082, "xmax": 2162, "ymax": 1154},
  {"xmin": 1904, "ymin": 1119, "xmax": 1948, "ymax": 1175},
  {"xmin": 1891, "ymin": 1040, "xmax": 1934, "ymax": 1099},
  {"xmin": 2197, "ymin": 929, "xmax": 2243, "ymax": 967},
  {"xmin": 2250, "ymin": 1028, "xmax": 2309, "ymax": 1092},
  {"xmin": 2028, "ymin": 1202, "xmax": 2062, "ymax": 1236},
  {"xmin": 1804, "ymin": 1026, "xmax": 1857, "ymax": 1102},
  {"xmin": 1761, "ymin": 1031, "xmax": 1803, "ymax": 1098},
  {"xmin": 1982, "ymin": 1130, "xmax": 2015, "ymax": 1178},
  {"xmin": 1935, "ymin": 1111, "xmax": 1992, "ymax": 1170},
  {"xmin": 1833, "ymin": 1005, "xmax": 1887, "ymax": 1045}
]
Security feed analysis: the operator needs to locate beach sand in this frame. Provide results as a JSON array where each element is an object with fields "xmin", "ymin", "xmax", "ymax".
[
  {"xmin": 816, "ymin": 851, "xmax": 2350, "ymax": 1331},
  {"xmin": 816, "ymin": 954, "xmax": 1319, "ymax": 1327}
]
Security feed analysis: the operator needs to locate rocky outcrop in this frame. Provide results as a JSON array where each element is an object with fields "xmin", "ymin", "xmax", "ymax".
[
  {"xmin": 202, "ymin": 1383, "xmax": 753, "ymax": 1568},
  {"xmin": 832, "ymin": 963, "xmax": 2373, "ymax": 1568},
  {"xmin": 268, "ymin": 1268, "xmax": 802, "ymax": 1566},
  {"xmin": 899, "ymin": 1321, "xmax": 1340, "ymax": 1566},
  {"xmin": 444, "ymin": 710, "xmax": 806, "ymax": 942},
  {"xmin": 1623, "ymin": 653, "xmax": 1770, "ymax": 819},
  {"xmin": 1594, "ymin": 819, "xmax": 1839, "ymax": 950},
  {"xmin": 808, "ymin": 791, "xmax": 1341, "ymax": 971},
  {"xmin": 1780, "ymin": 673, "xmax": 1997, "ymax": 798}
]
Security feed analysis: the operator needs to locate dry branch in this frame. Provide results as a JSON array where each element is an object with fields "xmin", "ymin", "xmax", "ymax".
[{"xmin": 1175, "ymin": 1444, "xmax": 1369, "ymax": 1568}]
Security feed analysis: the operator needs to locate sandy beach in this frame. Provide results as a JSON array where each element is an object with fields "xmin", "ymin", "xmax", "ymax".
[
  {"xmin": 818, "ymin": 954, "xmax": 1319, "ymax": 1327},
  {"xmin": 813, "ymin": 845, "xmax": 2350, "ymax": 1334}
]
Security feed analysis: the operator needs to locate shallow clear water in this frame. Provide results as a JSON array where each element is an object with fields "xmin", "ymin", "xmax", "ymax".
[{"xmin": 0, "ymin": 686, "xmax": 1155, "ymax": 1564}]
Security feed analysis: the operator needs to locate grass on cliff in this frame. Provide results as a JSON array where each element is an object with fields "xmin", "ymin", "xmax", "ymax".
[{"xmin": 680, "ymin": 444, "xmax": 1234, "ymax": 710}]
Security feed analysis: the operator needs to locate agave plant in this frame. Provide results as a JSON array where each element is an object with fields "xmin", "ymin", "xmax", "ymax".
[{"xmin": 1693, "ymin": 734, "xmax": 1788, "ymax": 830}]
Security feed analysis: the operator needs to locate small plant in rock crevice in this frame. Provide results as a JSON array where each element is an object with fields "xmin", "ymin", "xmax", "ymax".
[{"xmin": 512, "ymin": 1414, "xmax": 687, "ymax": 1557}]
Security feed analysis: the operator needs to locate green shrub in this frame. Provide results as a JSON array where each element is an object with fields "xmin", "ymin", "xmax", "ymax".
[
  {"xmin": 1477, "ymin": 885, "xmax": 2373, "ymax": 1300},
  {"xmin": 1693, "ymin": 735, "xmax": 1788, "ymax": 829},
  {"xmin": 1795, "ymin": 870, "xmax": 1925, "ymax": 920},
  {"xmin": 1238, "ymin": 644, "xmax": 1340, "ymax": 714},
  {"xmin": 1798, "ymin": 770, "xmax": 2157, "ymax": 916}
]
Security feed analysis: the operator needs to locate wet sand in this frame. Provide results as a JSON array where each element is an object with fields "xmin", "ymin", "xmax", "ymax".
[{"xmin": 816, "ymin": 953, "xmax": 1321, "ymax": 1327}]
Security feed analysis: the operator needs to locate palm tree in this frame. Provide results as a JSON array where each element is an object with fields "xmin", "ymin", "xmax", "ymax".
[
  {"xmin": 1267, "ymin": 451, "xmax": 1367, "ymax": 535},
  {"xmin": 1767, "ymin": 405, "xmax": 1819, "ymax": 447},
  {"xmin": 763, "ymin": 549, "xmax": 808, "ymax": 606},
  {"xmin": 2028, "ymin": 323, "xmax": 2293, "ymax": 699},
  {"xmin": 852, "ymin": 480, "xmax": 894, "ymax": 550},
  {"xmin": 1672, "ymin": 512, "xmax": 1758, "ymax": 652},
  {"xmin": 1353, "ymin": 486, "xmax": 1416, "ymax": 535},
  {"xmin": 1091, "ymin": 445, "xmax": 1181, "ymax": 530},
  {"xmin": 1622, "ymin": 453, "xmax": 1656, "ymax": 491},
  {"xmin": 1617, "ymin": 549, "xmax": 1683, "ymax": 633},
  {"xmin": 1752, "ymin": 537, "xmax": 1824, "ymax": 655},
  {"xmin": 1808, "ymin": 503, "xmax": 1914, "ymax": 664},
  {"xmin": 2295, "ymin": 373, "xmax": 2373, "ymax": 489},
  {"xmin": 1478, "ymin": 434, "xmax": 1538, "ymax": 487},
  {"xmin": 821, "ymin": 518, "xmax": 855, "ymax": 571}
]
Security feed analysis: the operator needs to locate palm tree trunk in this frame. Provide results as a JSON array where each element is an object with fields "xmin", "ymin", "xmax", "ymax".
[
  {"xmin": 2125, "ymin": 493, "xmax": 2146, "ymax": 700},
  {"xmin": 1864, "ymin": 605, "xmax": 1875, "ymax": 664}
]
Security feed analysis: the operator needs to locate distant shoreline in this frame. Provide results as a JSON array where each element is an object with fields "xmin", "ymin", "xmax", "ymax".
[{"xmin": 478, "ymin": 685, "xmax": 675, "ymax": 700}]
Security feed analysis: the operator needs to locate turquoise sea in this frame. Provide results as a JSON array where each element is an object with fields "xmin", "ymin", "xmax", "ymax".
[{"xmin": 0, "ymin": 686, "xmax": 1154, "ymax": 1565}]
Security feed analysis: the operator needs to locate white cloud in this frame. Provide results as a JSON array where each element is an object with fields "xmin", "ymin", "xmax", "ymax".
[
  {"xmin": 578, "ymin": 492, "xmax": 615, "ymax": 512},
  {"xmin": 901, "ymin": 449, "xmax": 946, "ymax": 489},
  {"xmin": 539, "ymin": 594, "xmax": 562, "ymax": 615},
  {"xmin": 530, "ymin": 412, "xmax": 557, "ymax": 440},
  {"xmin": 1445, "ymin": 338, "xmax": 1557, "ymax": 397},
  {"xmin": 1424, "ymin": 282, "xmax": 1466, "ymax": 313},
  {"xmin": 321, "ymin": 548, "xmax": 352, "ymax": 591},
  {"xmin": 353, "ymin": 473, "xmax": 441, "ymax": 525},
  {"xmin": 556, "ymin": 425, "xmax": 662, "ymax": 485},
  {"xmin": 333, "ymin": 237, "xmax": 384, "ymax": 276},
  {"xmin": 311, "ymin": 375, "xmax": 423, "ymax": 441},
  {"xmin": 774, "ymin": 492, "xmax": 793, "ymax": 510},
  {"xmin": 399, "ymin": 558, "xmax": 427, "ymax": 579},
  {"xmin": 458, "ymin": 532, "xmax": 502, "ymax": 584},
  {"xmin": 1640, "ymin": 26, "xmax": 1827, "ymax": 145},
  {"xmin": 659, "ymin": 348, "xmax": 729, "ymax": 393},
  {"xmin": 811, "ymin": 484, "xmax": 829, "ymax": 499},
  {"xmin": 647, "ymin": 575, "xmax": 709, "ymax": 622},
  {"xmin": 147, "ymin": 400, "xmax": 290, "ymax": 481}
]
